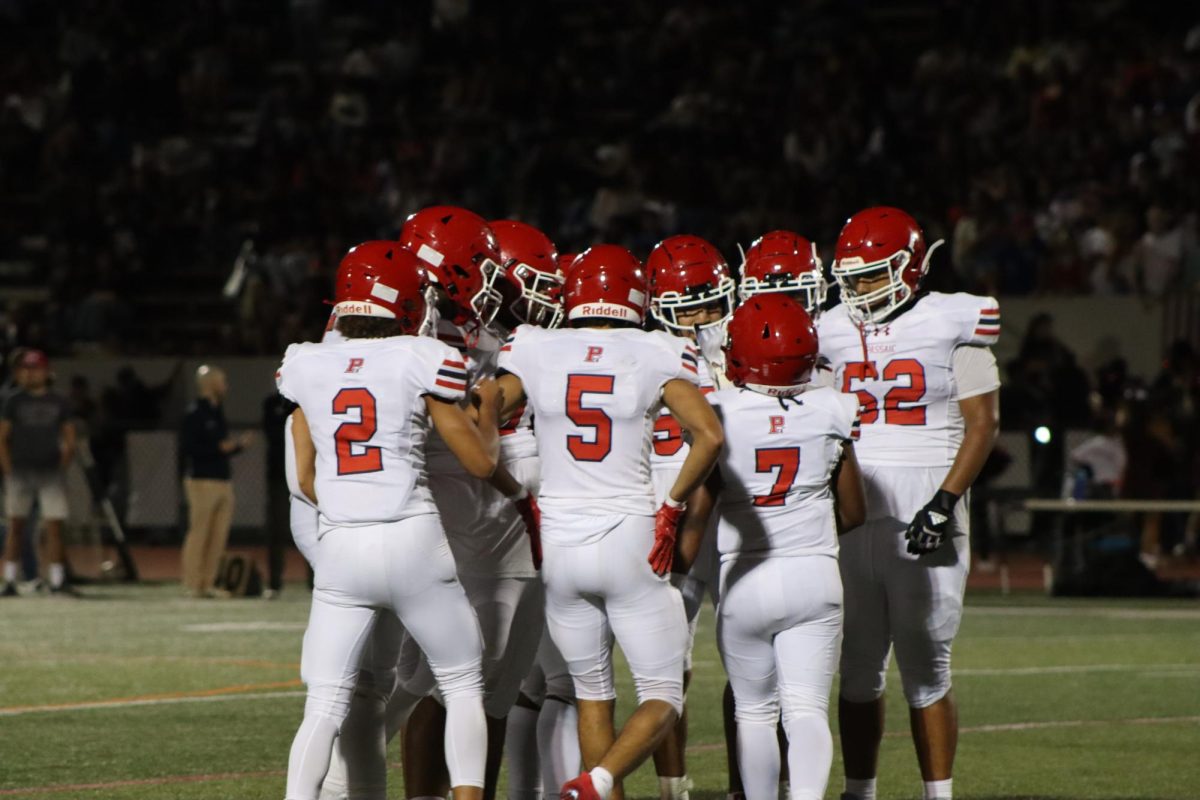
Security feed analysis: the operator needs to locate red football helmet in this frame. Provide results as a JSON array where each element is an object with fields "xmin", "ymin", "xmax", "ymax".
[
  {"xmin": 739, "ymin": 230, "xmax": 827, "ymax": 314},
  {"xmin": 399, "ymin": 206, "xmax": 504, "ymax": 328},
  {"xmin": 557, "ymin": 252, "xmax": 578, "ymax": 273},
  {"xmin": 646, "ymin": 235, "xmax": 735, "ymax": 333},
  {"xmin": 333, "ymin": 241, "xmax": 428, "ymax": 334},
  {"xmin": 489, "ymin": 220, "xmax": 564, "ymax": 328},
  {"xmin": 563, "ymin": 245, "xmax": 647, "ymax": 325},
  {"xmin": 830, "ymin": 206, "xmax": 944, "ymax": 323},
  {"xmin": 724, "ymin": 293, "xmax": 819, "ymax": 396}
]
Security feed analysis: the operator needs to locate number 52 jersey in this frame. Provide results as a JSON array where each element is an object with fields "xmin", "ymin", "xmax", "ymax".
[
  {"xmin": 497, "ymin": 325, "xmax": 701, "ymax": 526},
  {"xmin": 275, "ymin": 336, "xmax": 468, "ymax": 527},
  {"xmin": 816, "ymin": 292, "xmax": 1000, "ymax": 468}
]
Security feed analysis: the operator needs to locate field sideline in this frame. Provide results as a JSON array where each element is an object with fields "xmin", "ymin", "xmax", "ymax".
[{"xmin": 0, "ymin": 584, "xmax": 1197, "ymax": 799}]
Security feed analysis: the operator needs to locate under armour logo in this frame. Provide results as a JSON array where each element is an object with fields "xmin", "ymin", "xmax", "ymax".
[
  {"xmin": 584, "ymin": 346, "xmax": 604, "ymax": 362},
  {"xmin": 346, "ymin": 358, "xmax": 364, "ymax": 373},
  {"xmin": 870, "ymin": 325, "xmax": 892, "ymax": 337},
  {"xmin": 769, "ymin": 415, "xmax": 785, "ymax": 434}
]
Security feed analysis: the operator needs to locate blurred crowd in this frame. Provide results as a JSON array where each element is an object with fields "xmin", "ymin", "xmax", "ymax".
[{"xmin": 1, "ymin": 0, "xmax": 1199, "ymax": 360}]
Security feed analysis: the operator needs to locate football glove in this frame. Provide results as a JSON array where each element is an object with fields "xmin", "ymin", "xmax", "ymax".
[
  {"xmin": 514, "ymin": 491, "xmax": 542, "ymax": 570},
  {"xmin": 649, "ymin": 499, "xmax": 685, "ymax": 576},
  {"xmin": 904, "ymin": 489, "xmax": 959, "ymax": 555}
]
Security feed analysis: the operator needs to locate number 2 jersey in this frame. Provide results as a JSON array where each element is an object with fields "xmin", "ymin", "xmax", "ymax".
[
  {"xmin": 275, "ymin": 335, "xmax": 467, "ymax": 527},
  {"xmin": 816, "ymin": 292, "xmax": 1000, "ymax": 468},
  {"xmin": 498, "ymin": 325, "xmax": 701, "ymax": 538},
  {"xmin": 711, "ymin": 386, "xmax": 861, "ymax": 560}
]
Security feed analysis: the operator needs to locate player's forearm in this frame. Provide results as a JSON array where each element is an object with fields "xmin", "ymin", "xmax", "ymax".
[
  {"xmin": 667, "ymin": 428, "xmax": 723, "ymax": 505},
  {"xmin": 941, "ymin": 393, "xmax": 999, "ymax": 496},
  {"xmin": 487, "ymin": 463, "xmax": 522, "ymax": 498},
  {"xmin": 834, "ymin": 444, "xmax": 867, "ymax": 533},
  {"xmin": 473, "ymin": 394, "xmax": 502, "ymax": 464},
  {"xmin": 676, "ymin": 483, "xmax": 715, "ymax": 571}
]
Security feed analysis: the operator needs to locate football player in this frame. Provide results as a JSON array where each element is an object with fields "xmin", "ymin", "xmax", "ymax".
[
  {"xmin": 495, "ymin": 245, "xmax": 724, "ymax": 800},
  {"xmin": 738, "ymin": 230, "xmax": 827, "ymax": 314},
  {"xmin": 278, "ymin": 241, "xmax": 533, "ymax": 800},
  {"xmin": 397, "ymin": 208, "xmax": 547, "ymax": 800},
  {"xmin": 678, "ymin": 293, "xmax": 865, "ymax": 800},
  {"xmin": 819, "ymin": 207, "xmax": 1000, "ymax": 800},
  {"xmin": 644, "ymin": 234, "xmax": 735, "ymax": 800}
]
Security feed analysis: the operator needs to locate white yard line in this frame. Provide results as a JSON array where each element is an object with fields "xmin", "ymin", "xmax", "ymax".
[
  {"xmin": 0, "ymin": 690, "xmax": 304, "ymax": 717},
  {"xmin": 969, "ymin": 605, "xmax": 1200, "ymax": 621}
]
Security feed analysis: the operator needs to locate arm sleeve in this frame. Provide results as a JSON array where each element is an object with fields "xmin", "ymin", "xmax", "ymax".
[
  {"xmin": 422, "ymin": 340, "xmax": 469, "ymax": 402},
  {"xmin": 496, "ymin": 326, "xmax": 528, "ymax": 382},
  {"xmin": 965, "ymin": 296, "xmax": 1001, "ymax": 347},
  {"xmin": 654, "ymin": 336, "xmax": 703, "ymax": 391},
  {"xmin": 275, "ymin": 344, "xmax": 303, "ymax": 403},
  {"xmin": 834, "ymin": 392, "xmax": 862, "ymax": 442},
  {"xmin": 952, "ymin": 344, "xmax": 1000, "ymax": 400}
]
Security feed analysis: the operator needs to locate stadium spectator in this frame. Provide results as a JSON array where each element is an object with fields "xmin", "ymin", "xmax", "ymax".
[
  {"xmin": 0, "ymin": 350, "xmax": 76, "ymax": 595},
  {"xmin": 179, "ymin": 365, "xmax": 251, "ymax": 598}
]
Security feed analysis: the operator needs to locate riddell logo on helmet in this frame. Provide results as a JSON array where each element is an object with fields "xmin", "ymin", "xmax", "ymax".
[{"xmin": 578, "ymin": 304, "xmax": 629, "ymax": 319}]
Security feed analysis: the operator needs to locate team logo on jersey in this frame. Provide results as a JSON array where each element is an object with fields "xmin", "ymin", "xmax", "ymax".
[
  {"xmin": 585, "ymin": 346, "xmax": 604, "ymax": 362},
  {"xmin": 346, "ymin": 358, "xmax": 365, "ymax": 373},
  {"xmin": 769, "ymin": 415, "xmax": 785, "ymax": 434}
]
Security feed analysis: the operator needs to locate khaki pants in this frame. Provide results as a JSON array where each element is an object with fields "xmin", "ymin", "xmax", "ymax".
[{"xmin": 181, "ymin": 478, "xmax": 234, "ymax": 595}]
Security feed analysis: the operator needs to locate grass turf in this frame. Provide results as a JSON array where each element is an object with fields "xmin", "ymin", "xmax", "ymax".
[{"xmin": 0, "ymin": 584, "xmax": 1197, "ymax": 799}]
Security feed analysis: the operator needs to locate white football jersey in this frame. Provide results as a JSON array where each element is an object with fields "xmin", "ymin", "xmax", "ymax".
[
  {"xmin": 498, "ymin": 325, "xmax": 701, "ymax": 527},
  {"xmin": 651, "ymin": 347, "xmax": 715, "ymax": 470},
  {"xmin": 712, "ymin": 386, "xmax": 860, "ymax": 559},
  {"xmin": 276, "ymin": 335, "xmax": 467, "ymax": 527},
  {"xmin": 817, "ymin": 292, "xmax": 1000, "ymax": 467}
]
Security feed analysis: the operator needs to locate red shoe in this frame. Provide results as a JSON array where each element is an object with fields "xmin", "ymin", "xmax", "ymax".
[{"xmin": 560, "ymin": 772, "xmax": 602, "ymax": 800}]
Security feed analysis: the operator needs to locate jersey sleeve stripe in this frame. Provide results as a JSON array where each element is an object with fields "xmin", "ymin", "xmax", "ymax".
[
  {"xmin": 499, "ymin": 345, "xmax": 512, "ymax": 353},
  {"xmin": 682, "ymin": 350, "xmax": 698, "ymax": 364},
  {"xmin": 974, "ymin": 326, "xmax": 1001, "ymax": 335},
  {"xmin": 435, "ymin": 378, "xmax": 468, "ymax": 391},
  {"xmin": 441, "ymin": 359, "xmax": 467, "ymax": 369},
  {"xmin": 437, "ymin": 367, "xmax": 468, "ymax": 380},
  {"xmin": 682, "ymin": 361, "xmax": 698, "ymax": 374}
]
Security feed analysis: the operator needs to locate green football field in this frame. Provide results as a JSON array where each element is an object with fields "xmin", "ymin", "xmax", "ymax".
[{"xmin": 1, "ymin": 584, "xmax": 1197, "ymax": 799}]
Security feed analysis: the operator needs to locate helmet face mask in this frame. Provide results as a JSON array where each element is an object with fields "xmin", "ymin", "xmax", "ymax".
[
  {"xmin": 647, "ymin": 235, "xmax": 735, "ymax": 335},
  {"xmin": 831, "ymin": 206, "xmax": 943, "ymax": 324},
  {"xmin": 651, "ymin": 277, "xmax": 736, "ymax": 333},
  {"xmin": 488, "ymin": 219, "xmax": 565, "ymax": 329},
  {"xmin": 738, "ymin": 233, "xmax": 826, "ymax": 317},
  {"xmin": 832, "ymin": 250, "xmax": 914, "ymax": 323},
  {"xmin": 509, "ymin": 261, "xmax": 565, "ymax": 328}
]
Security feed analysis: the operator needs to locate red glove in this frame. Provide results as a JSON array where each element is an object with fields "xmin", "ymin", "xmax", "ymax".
[
  {"xmin": 515, "ymin": 492, "xmax": 542, "ymax": 570},
  {"xmin": 649, "ymin": 500, "xmax": 684, "ymax": 576}
]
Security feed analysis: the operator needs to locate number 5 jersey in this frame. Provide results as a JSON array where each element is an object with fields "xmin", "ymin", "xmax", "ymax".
[{"xmin": 497, "ymin": 324, "xmax": 700, "ymax": 539}]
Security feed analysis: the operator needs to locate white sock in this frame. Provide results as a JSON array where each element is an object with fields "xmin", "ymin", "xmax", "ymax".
[
  {"xmin": 285, "ymin": 714, "xmax": 340, "ymax": 800},
  {"xmin": 737, "ymin": 721, "xmax": 781, "ymax": 800},
  {"xmin": 48, "ymin": 563, "xmax": 65, "ymax": 589},
  {"xmin": 923, "ymin": 778, "xmax": 952, "ymax": 800},
  {"xmin": 444, "ymin": 693, "xmax": 487, "ymax": 789},
  {"xmin": 589, "ymin": 767, "xmax": 615, "ymax": 799},
  {"xmin": 505, "ymin": 704, "xmax": 542, "ymax": 798},
  {"xmin": 844, "ymin": 777, "xmax": 877, "ymax": 800},
  {"xmin": 3, "ymin": 561, "xmax": 17, "ymax": 584},
  {"xmin": 539, "ymin": 697, "xmax": 580, "ymax": 790},
  {"xmin": 659, "ymin": 776, "xmax": 691, "ymax": 800}
]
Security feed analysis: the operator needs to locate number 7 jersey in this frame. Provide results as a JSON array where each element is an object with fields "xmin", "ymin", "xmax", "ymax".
[
  {"xmin": 275, "ymin": 336, "xmax": 468, "ymax": 526},
  {"xmin": 498, "ymin": 325, "xmax": 701, "ymax": 522},
  {"xmin": 816, "ymin": 292, "xmax": 1000, "ymax": 467}
]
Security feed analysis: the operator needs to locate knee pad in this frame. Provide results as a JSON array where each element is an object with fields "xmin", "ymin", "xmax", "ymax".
[
  {"xmin": 897, "ymin": 643, "xmax": 953, "ymax": 709},
  {"xmin": 569, "ymin": 662, "xmax": 616, "ymax": 704},
  {"xmin": 838, "ymin": 658, "xmax": 887, "ymax": 704},
  {"xmin": 430, "ymin": 658, "xmax": 484, "ymax": 701},
  {"xmin": 732, "ymin": 694, "xmax": 779, "ymax": 726},
  {"xmin": 632, "ymin": 674, "xmax": 684, "ymax": 716},
  {"xmin": 303, "ymin": 679, "xmax": 357, "ymax": 723}
]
